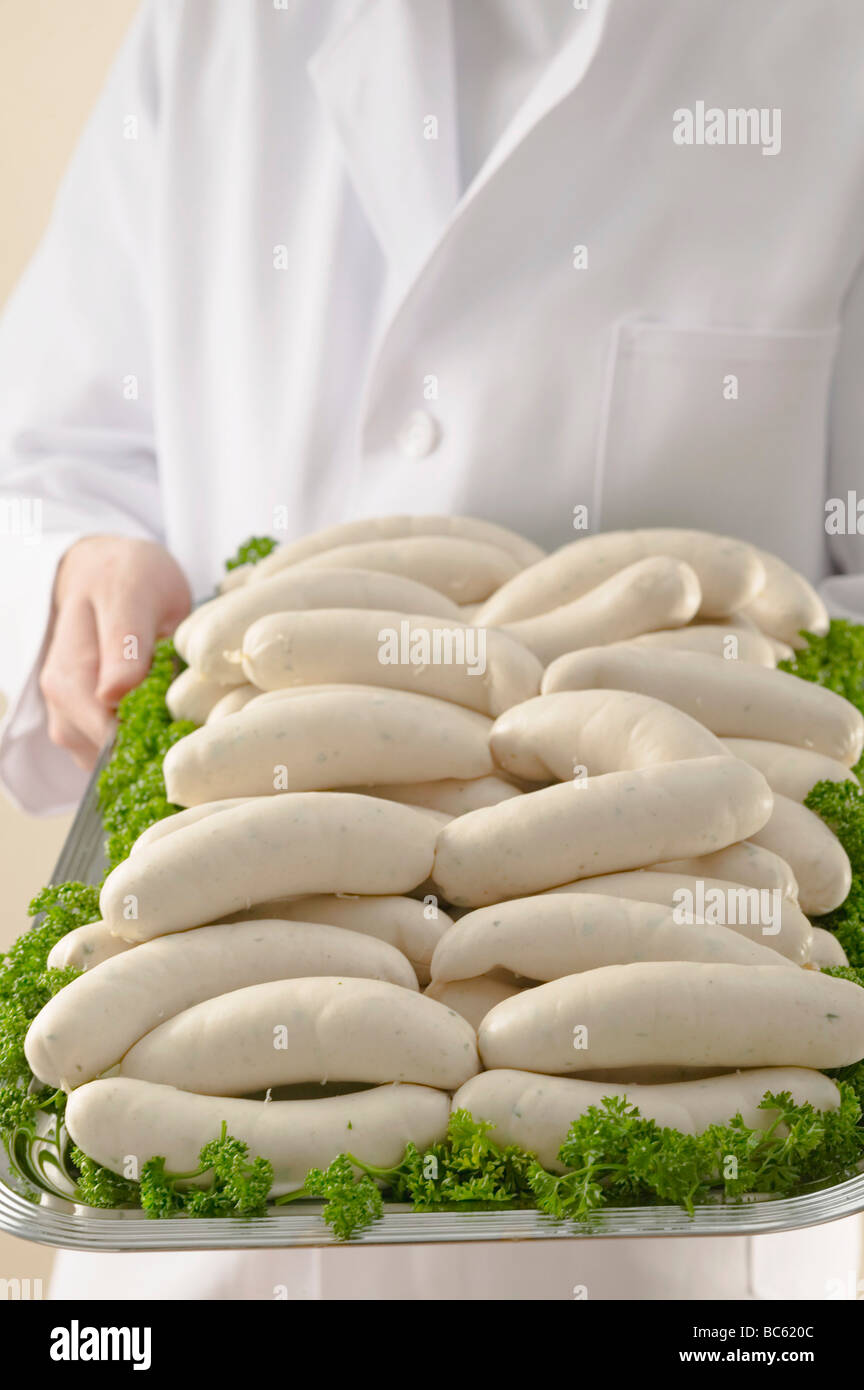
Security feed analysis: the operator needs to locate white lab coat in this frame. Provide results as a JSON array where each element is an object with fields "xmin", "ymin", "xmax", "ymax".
[{"xmin": 2, "ymin": 0, "xmax": 864, "ymax": 1299}]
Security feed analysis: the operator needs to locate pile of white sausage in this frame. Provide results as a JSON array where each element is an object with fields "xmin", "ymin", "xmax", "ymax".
[{"xmin": 25, "ymin": 517, "xmax": 864, "ymax": 1197}]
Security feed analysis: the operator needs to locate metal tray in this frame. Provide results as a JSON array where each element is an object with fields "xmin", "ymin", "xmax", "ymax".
[{"xmin": 3, "ymin": 749, "xmax": 864, "ymax": 1250}]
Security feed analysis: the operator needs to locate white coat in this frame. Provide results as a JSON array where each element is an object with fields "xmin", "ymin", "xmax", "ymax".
[{"xmin": 1, "ymin": 0, "xmax": 863, "ymax": 1299}]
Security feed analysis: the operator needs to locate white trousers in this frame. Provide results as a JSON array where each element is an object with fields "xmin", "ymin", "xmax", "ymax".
[{"xmin": 49, "ymin": 1218, "xmax": 863, "ymax": 1301}]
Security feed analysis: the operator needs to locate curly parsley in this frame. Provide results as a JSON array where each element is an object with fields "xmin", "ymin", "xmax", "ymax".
[{"xmin": 224, "ymin": 535, "xmax": 278, "ymax": 572}]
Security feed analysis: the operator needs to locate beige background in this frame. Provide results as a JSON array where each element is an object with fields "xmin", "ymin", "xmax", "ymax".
[{"xmin": 0, "ymin": 0, "xmax": 139, "ymax": 1297}]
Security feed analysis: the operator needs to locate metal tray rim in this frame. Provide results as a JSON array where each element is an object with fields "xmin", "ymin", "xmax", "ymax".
[{"xmin": 6, "ymin": 1172, "xmax": 864, "ymax": 1250}]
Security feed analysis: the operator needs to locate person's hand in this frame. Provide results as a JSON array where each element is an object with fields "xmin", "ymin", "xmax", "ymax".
[{"xmin": 40, "ymin": 536, "xmax": 192, "ymax": 769}]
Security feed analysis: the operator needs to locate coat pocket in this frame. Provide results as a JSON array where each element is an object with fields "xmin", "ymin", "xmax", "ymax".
[{"xmin": 595, "ymin": 320, "xmax": 839, "ymax": 573}]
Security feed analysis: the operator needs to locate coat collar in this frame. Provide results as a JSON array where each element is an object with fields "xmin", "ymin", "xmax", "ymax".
[
  {"xmin": 310, "ymin": 0, "xmax": 613, "ymax": 289},
  {"xmin": 308, "ymin": 0, "xmax": 461, "ymax": 285}
]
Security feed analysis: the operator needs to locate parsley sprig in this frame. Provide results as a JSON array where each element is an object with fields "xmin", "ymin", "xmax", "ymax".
[
  {"xmin": 277, "ymin": 1092, "xmax": 864, "ymax": 1240},
  {"xmin": 224, "ymin": 536, "xmax": 277, "ymax": 572},
  {"xmin": 779, "ymin": 619, "xmax": 864, "ymax": 734}
]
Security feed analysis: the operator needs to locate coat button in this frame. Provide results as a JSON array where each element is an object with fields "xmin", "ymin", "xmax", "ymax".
[{"xmin": 397, "ymin": 410, "xmax": 441, "ymax": 459}]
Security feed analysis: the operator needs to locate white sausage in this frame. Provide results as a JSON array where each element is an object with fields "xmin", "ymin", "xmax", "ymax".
[
  {"xmin": 742, "ymin": 549, "xmax": 830, "ymax": 649},
  {"xmin": 100, "ymin": 793, "xmax": 443, "ymax": 941},
  {"xmin": 214, "ymin": 563, "xmax": 253, "ymax": 593},
  {"xmin": 808, "ymin": 927, "xmax": 849, "ymax": 969},
  {"xmin": 164, "ymin": 669, "xmax": 227, "ymax": 724},
  {"xmin": 476, "ymin": 529, "xmax": 765, "ymax": 625},
  {"xmin": 685, "ymin": 611, "xmax": 791, "ymax": 659},
  {"xmin": 254, "ymin": 893, "xmax": 452, "ymax": 985},
  {"xmin": 432, "ymin": 756, "xmax": 773, "ymax": 907},
  {"xmin": 748, "ymin": 793, "xmax": 852, "ymax": 915},
  {"xmin": 359, "ymin": 777, "xmax": 522, "ymax": 816},
  {"xmin": 177, "ymin": 566, "xmax": 462, "ymax": 679},
  {"xmin": 295, "ymin": 536, "xmax": 520, "ymax": 602},
  {"xmin": 766, "ymin": 634, "xmax": 796, "ymax": 663},
  {"xmin": 565, "ymin": 1065, "xmax": 732, "ymax": 1084},
  {"xmin": 162, "ymin": 688, "xmax": 493, "ymax": 806},
  {"xmin": 478, "ymin": 963, "xmax": 864, "ymax": 1073},
  {"xmin": 722, "ymin": 737, "xmax": 860, "ymax": 801},
  {"xmin": 66, "ymin": 1076, "xmax": 450, "ymax": 1196},
  {"xmin": 648, "ymin": 842, "xmax": 799, "ymax": 901},
  {"xmin": 543, "ymin": 870, "xmax": 811, "ymax": 963},
  {"xmin": 542, "ymin": 646, "xmax": 864, "ymax": 765},
  {"xmin": 205, "ymin": 684, "xmax": 259, "ymax": 722},
  {"xmin": 490, "ymin": 689, "xmax": 724, "ymax": 782},
  {"xmin": 120, "ymin": 976, "xmax": 480, "ymax": 1094},
  {"xmin": 245, "ymin": 683, "xmax": 389, "ymax": 709},
  {"xmin": 425, "ymin": 977, "xmax": 523, "ymax": 1030},
  {"xmin": 246, "ymin": 514, "xmax": 545, "ymax": 584},
  {"xmin": 698, "ymin": 611, "xmax": 762, "ymax": 633},
  {"xmin": 240, "ymin": 608, "xmax": 542, "ymax": 715},
  {"xmin": 130, "ymin": 799, "xmax": 254, "ymax": 855},
  {"xmin": 622, "ymin": 625, "xmax": 777, "ymax": 666},
  {"xmin": 430, "ymin": 893, "xmax": 794, "ymax": 985},
  {"xmin": 452, "ymin": 1068, "xmax": 841, "ymax": 1171},
  {"xmin": 501, "ymin": 557, "xmax": 701, "ymax": 663},
  {"xmin": 27, "ymin": 920, "xmax": 419, "ymax": 1091},
  {"xmin": 46, "ymin": 920, "xmax": 134, "ymax": 972}
]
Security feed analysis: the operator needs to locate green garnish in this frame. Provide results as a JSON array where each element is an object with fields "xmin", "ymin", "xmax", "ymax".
[
  {"xmin": 779, "ymin": 618, "xmax": 864, "ymax": 729},
  {"xmin": 296, "ymin": 1155, "xmax": 385, "ymax": 1241},
  {"xmin": 278, "ymin": 1092, "xmax": 864, "ymax": 1240},
  {"xmin": 791, "ymin": 619, "xmax": 864, "ymax": 962},
  {"xmin": 136, "ymin": 1124, "xmax": 273, "ymax": 1218},
  {"xmin": 284, "ymin": 1108, "xmax": 538, "ymax": 1238},
  {"xmin": 224, "ymin": 536, "xmax": 278, "ymax": 572},
  {"xmin": 0, "ymin": 883, "xmax": 97, "ymax": 1198},
  {"xmin": 821, "ymin": 966, "xmax": 864, "ymax": 988},
  {"xmin": 0, "ymin": 883, "xmax": 95, "ymax": 1092},
  {"xmin": 804, "ymin": 780, "xmax": 864, "ymax": 965},
  {"xmin": 97, "ymin": 637, "xmax": 193, "ymax": 871},
  {"xmin": 805, "ymin": 779, "xmax": 864, "ymax": 876},
  {"xmin": 71, "ymin": 1147, "xmax": 139, "ymax": 1209},
  {"xmin": 530, "ymin": 1088, "xmax": 862, "ymax": 1221}
]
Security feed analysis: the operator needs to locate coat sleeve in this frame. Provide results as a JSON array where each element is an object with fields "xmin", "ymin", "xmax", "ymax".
[
  {"xmin": 0, "ymin": 2, "xmax": 164, "ymax": 814},
  {"xmin": 823, "ymin": 252, "xmax": 864, "ymax": 621}
]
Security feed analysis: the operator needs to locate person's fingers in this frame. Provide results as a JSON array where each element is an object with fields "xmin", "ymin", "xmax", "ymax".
[
  {"xmin": 44, "ymin": 537, "xmax": 193, "ymax": 763},
  {"xmin": 39, "ymin": 598, "xmax": 114, "ymax": 751},
  {"xmin": 156, "ymin": 607, "xmax": 184, "ymax": 639},
  {"xmin": 44, "ymin": 710, "xmax": 101, "ymax": 770},
  {"xmin": 91, "ymin": 586, "xmax": 160, "ymax": 708}
]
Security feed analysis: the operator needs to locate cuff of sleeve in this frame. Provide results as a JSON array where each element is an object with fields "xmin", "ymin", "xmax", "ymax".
[
  {"xmin": 0, "ymin": 658, "xmax": 90, "ymax": 816},
  {"xmin": 818, "ymin": 574, "xmax": 864, "ymax": 624}
]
